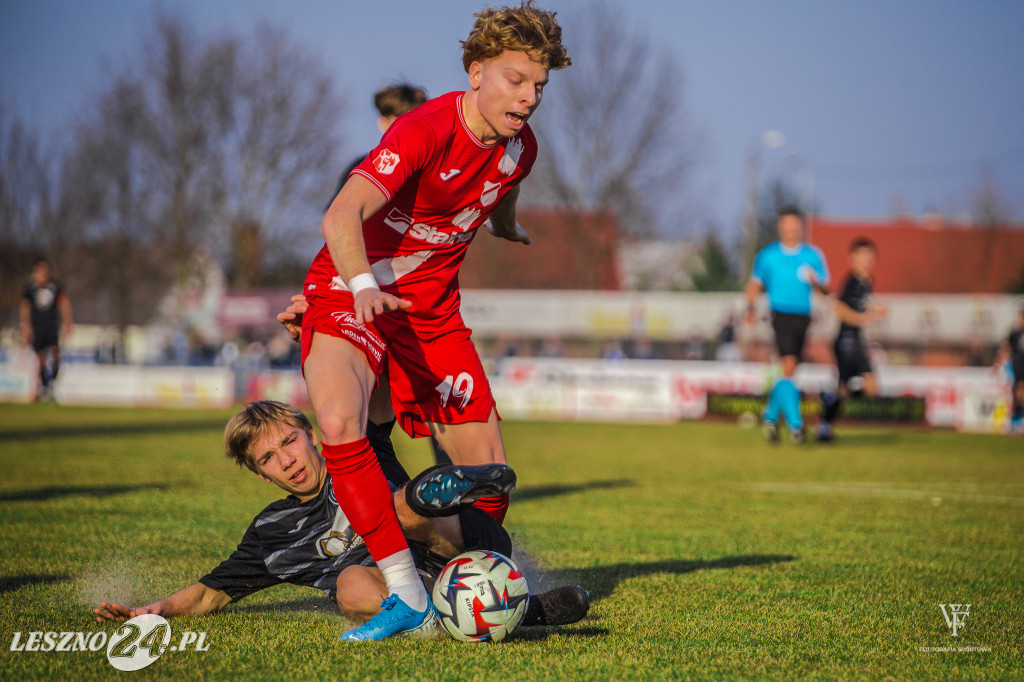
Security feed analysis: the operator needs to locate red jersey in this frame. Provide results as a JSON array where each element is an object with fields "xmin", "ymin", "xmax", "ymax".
[{"xmin": 305, "ymin": 91, "xmax": 538, "ymax": 331}]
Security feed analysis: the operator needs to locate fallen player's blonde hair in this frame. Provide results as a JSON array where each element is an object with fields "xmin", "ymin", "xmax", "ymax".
[
  {"xmin": 462, "ymin": 1, "xmax": 571, "ymax": 72},
  {"xmin": 224, "ymin": 400, "xmax": 314, "ymax": 473}
]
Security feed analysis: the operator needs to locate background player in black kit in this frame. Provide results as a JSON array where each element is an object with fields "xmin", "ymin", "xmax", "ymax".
[
  {"xmin": 994, "ymin": 305, "xmax": 1024, "ymax": 434},
  {"xmin": 817, "ymin": 238, "xmax": 888, "ymax": 441},
  {"xmin": 19, "ymin": 257, "xmax": 73, "ymax": 402}
]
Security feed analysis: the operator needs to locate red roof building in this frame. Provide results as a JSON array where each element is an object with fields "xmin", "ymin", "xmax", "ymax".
[
  {"xmin": 459, "ymin": 208, "xmax": 621, "ymax": 290},
  {"xmin": 810, "ymin": 216, "xmax": 1024, "ymax": 293}
]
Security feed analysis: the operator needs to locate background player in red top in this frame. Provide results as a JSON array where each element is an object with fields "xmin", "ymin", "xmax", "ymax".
[{"xmin": 300, "ymin": 1, "xmax": 570, "ymax": 641}]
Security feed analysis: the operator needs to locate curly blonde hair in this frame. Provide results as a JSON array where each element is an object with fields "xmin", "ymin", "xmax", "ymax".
[{"xmin": 461, "ymin": 1, "xmax": 571, "ymax": 72}]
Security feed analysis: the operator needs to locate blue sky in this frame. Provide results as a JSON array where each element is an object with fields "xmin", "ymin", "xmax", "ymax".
[{"xmin": 3, "ymin": 0, "xmax": 1023, "ymax": 240}]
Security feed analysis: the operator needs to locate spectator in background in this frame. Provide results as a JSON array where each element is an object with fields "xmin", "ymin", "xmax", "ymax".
[
  {"xmin": 20, "ymin": 257, "xmax": 73, "ymax": 402},
  {"xmin": 537, "ymin": 334, "xmax": 564, "ymax": 358},
  {"xmin": 631, "ymin": 336, "xmax": 656, "ymax": 360},
  {"xmin": 714, "ymin": 312, "xmax": 741, "ymax": 362},
  {"xmin": 602, "ymin": 341, "xmax": 626, "ymax": 360},
  {"xmin": 993, "ymin": 305, "xmax": 1024, "ymax": 434},
  {"xmin": 684, "ymin": 328, "xmax": 706, "ymax": 361}
]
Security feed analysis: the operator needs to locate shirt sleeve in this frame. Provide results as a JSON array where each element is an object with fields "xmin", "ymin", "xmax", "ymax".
[
  {"xmin": 810, "ymin": 247, "xmax": 830, "ymax": 285},
  {"xmin": 838, "ymin": 276, "xmax": 857, "ymax": 308},
  {"xmin": 198, "ymin": 522, "xmax": 280, "ymax": 602},
  {"xmin": 350, "ymin": 116, "xmax": 437, "ymax": 202},
  {"xmin": 751, "ymin": 248, "xmax": 769, "ymax": 285}
]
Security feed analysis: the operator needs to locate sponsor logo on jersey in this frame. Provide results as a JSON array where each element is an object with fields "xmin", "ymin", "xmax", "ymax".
[
  {"xmin": 498, "ymin": 137, "xmax": 523, "ymax": 175},
  {"xmin": 481, "ymin": 181, "xmax": 502, "ymax": 206},
  {"xmin": 383, "ymin": 207, "xmax": 414, "ymax": 235},
  {"xmin": 452, "ymin": 207, "xmax": 482, "ymax": 232},
  {"xmin": 440, "ymin": 168, "xmax": 462, "ymax": 181},
  {"xmin": 408, "ymin": 222, "xmax": 476, "ymax": 246},
  {"xmin": 373, "ymin": 149, "xmax": 400, "ymax": 175}
]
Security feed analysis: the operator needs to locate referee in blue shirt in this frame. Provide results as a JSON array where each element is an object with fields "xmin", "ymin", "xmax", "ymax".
[{"xmin": 744, "ymin": 207, "xmax": 830, "ymax": 443}]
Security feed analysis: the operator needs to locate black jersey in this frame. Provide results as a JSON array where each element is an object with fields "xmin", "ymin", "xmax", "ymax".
[
  {"xmin": 23, "ymin": 281, "xmax": 64, "ymax": 336},
  {"xmin": 837, "ymin": 273, "xmax": 872, "ymax": 337},
  {"xmin": 1009, "ymin": 328, "xmax": 1024, "ymax": 377},
  {"xmin": 199, "ymin": 475, "xmax": 377, "ymax": 602}
]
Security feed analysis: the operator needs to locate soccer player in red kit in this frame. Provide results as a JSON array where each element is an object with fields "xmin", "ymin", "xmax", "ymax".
[{"xmin": 300, "ymin": 1, "xmax": 571, "ymax": 641}]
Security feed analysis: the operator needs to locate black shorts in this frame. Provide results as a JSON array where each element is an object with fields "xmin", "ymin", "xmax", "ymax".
[
  {"xmin": 410, "ymin": 508, "xmax": 513, "ymax": 595},
  {"xmin": 771, "ymin": 312, "xmax": 811, "ymax": 359},
  {"xmin": 31, "ymin": 329, "xmax": 59, "ymax": 353},
  {"xmin": 834, "ymin": 332, "xmax": 872, "ymax": 385}
]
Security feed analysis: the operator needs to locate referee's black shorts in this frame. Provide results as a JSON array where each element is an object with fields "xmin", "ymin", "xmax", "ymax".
[{"xmin": 771, "ymin": 311, "xmax": 811, "ymax": 359}]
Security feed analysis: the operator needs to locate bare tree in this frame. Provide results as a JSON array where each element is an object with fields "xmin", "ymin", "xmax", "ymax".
[
  {"xmin": 52, "ymin": 9, "xmax": 345, "ymax": 346},
  {"xmin": 521, "ymin": 2, "xmax": 700, "ymax": 239},
  {"xmin": 0, "ymin": 102, "xmax": 60, "ymax": 330}
]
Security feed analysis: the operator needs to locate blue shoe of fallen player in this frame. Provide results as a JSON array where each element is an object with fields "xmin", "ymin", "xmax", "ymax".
[
  {"xmin": 339, "ymin": 594, "xmax": 437, "ymax": 642},
  {"xmin": 409, "ymin": 463, "xmax": 517, "ymax": 514}
]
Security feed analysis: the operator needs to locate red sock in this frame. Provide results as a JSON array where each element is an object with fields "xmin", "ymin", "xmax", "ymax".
[
  {"xmin": 321, "ymin": 439, "xmax": 408, "ymax": 560},
  {"xmin": 472, "ymin": 495, "xmax": 510, "ymax": 525}
]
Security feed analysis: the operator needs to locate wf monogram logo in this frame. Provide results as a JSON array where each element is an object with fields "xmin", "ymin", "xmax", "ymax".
[{"xmin": 939, "ymin": 603, "xmax": 970, "ymax": 637}]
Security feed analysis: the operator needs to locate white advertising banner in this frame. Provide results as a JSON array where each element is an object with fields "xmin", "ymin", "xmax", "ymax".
[
  {"xmin": 490, "ymin": 358, "xmax": 1010, "ymax": 429},
  {"xmin": 54, "ymin": 365, "xmax": 234, "ymax": 408}
]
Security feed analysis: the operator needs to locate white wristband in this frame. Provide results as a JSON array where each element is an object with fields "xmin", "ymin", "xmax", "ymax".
[{"xmin": 347, "ymin": 272, "xmax": 379, "ymax": 295}]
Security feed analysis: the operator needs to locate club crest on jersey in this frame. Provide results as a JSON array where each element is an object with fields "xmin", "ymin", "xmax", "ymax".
[
  {"xmin": 498, "ymin": 137, "xmax": 523, "ymax": 175},
  {"xmin": 481, "ymin": 181, "xmax": 502, "ymax": 206},
  {"xmin": 374, "ymin": 149, "xmax": 400, "ymax": 175}
]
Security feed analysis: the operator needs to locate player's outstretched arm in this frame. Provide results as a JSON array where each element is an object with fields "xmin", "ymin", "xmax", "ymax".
[
  {"xmin": 323, "ymin": 174, "xmax": 412, "ymax": 325},
  {"xmin": 486, "ymin": 185, "xmax": 531, "ymax": 244},
  {"xmin": 277, "ymin": 294, "xmax": 309, "ymax": 342},
  {"xmin": 94, "ymin": 583, "xmax": 231, "ymax": 623}
]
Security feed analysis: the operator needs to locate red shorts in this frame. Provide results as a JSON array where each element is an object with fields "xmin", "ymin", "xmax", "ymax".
[
  {"xmin": 375, "ymin": 315, "xmax": 498, "ymax": 438},
  {"xmin": 300, "ymin": 291, "xmax": 388, "ymax": 379}
]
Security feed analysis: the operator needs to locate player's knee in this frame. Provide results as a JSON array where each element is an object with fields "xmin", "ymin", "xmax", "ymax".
[
  {"xmin": 316, "ymin": 411, "xmax": 364, "ymax": 445},
  {"xmin": 336, "ymin": 566, "xmax": 383, "ymax": 621}
]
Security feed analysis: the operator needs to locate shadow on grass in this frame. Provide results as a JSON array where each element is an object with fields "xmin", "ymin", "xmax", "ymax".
[
  {"xmin": 511, "ymin": 479, "xmax": 636, "ymax": 503},
  {"xmin": 0, "ymin": 574, "xmax": 72, "ymax": 594},
  {"xmin": 538, "ymin": 554, "xmax": 798, "ymax": 602},
  {"xmin": 0, "ymin": 483, "xmax": 172, "ymax": 502},
  {"xmin": 0, "ymin": 417, "xmax": 230, "ymax": 442}
]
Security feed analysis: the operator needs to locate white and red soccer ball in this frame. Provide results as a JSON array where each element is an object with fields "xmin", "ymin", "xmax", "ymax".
[{"xmin": 431, "ymin": 550, "xmax": 529, "ymax": 643}]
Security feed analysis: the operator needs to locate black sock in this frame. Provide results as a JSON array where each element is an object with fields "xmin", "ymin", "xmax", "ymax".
[{"xmin": 365, "ymin": 419, "xmax": 410, "ymax": 485}]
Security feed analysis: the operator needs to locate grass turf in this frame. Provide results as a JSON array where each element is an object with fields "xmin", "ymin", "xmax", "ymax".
[{"xmin": 0, "ymin": 403, "xmax": 1021, "ymax": 680}]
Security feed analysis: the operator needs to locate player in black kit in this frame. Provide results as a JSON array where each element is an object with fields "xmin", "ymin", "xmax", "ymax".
[
  {"xmin": 817, "ymin": 238, "xmax": 888, "ymax": 441},
  {"xmin": 94, "ymin": 401, "xmax": 588, "ymax": 630},
  {"xmin": 19, "ymin": 257, "xmax": 73, "ymax": 401},
  {"xmin": 994, "ymin": 306, "xmax": 1024, "ymax": 434}
]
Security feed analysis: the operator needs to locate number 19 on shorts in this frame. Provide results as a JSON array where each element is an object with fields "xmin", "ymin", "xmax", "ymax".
[{"xmin": 436, "ymin": 372, "xmax": 474, "ymax": 410}]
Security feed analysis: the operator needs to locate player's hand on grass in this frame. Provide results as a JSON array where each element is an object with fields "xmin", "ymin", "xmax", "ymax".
[
  {"xmin": 485, "ymin": 220, "xmax": 532, "ymax": 245},
  {"xmin": 277, "ymin": 294, "xmax": 309, "ymax": 342},
  {"xmin": 94, "ymin": 601, "xmax": 159, "ymax": 622},
  {"xmin": 353, "ymin": 288, "xmax": 412, "ymax": 325}
]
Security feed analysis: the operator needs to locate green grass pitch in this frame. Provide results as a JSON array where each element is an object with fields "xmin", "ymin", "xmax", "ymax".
[{"xmin": 1, "ymin": 404, "xmax": 1021, "ymax": 679}]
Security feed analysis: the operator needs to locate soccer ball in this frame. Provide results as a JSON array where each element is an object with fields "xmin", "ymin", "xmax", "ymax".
[{"xmin": 431, "ymin": 550, "xmax": 529, "ymax": 642}]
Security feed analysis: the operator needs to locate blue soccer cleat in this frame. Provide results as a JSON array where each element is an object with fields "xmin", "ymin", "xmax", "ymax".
[
  {"xmin": 408, "ymin": 463, "xmax": 517, "ymax": 516},
  {"xmin": 338, "ymin": 594, "xmax": 437, "ymax": 642}
]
